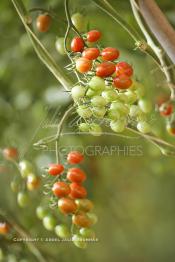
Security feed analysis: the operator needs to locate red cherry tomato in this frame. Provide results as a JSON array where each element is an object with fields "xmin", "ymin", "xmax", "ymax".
[
  {"xmin": 75, "ymin": 58, "xmax": 92, "ymax": 73},
  {"xmin": 0, "ymin": 222, "xmax": 10, "ymax": 235},
  {"xmin": 58, "ymin": 197, "xmax": 77, "ymax": 214},
  {"xmin": 72, "ymin": 212, "xmax": 92, "ymax": 227},
  {"xmin": 36, "ymin": 14, "xmax": 51, "ymax": 32},
  {"xmin": 115, "ymin": 62, "xmax": 133, "ymax": 77},
  {"xmin": 48, "ymin": 164, "xmax": 64, "ymax": 176},
  {"xmin": 96, "ymin": 62, "xmax": 115, "ymax": 77},
  {"xmin": 71, "ymin": 37, "xmax": 84, "ymax": 52},
  {"xmin": 159, "ymin": 102, "xmax": 173, "ymax": 117},
  {"xmin": 113, "ymin": 74, "xmax": 132, "ymax": 89},
  {"xmin": 101, "ymin": 47, "xmax": 119, "ymax": 61},
  {"xmin": 67, "ymin": 168, "xmax": 86, "ymax": 183},
  {"xmin": 167, "ymin": 121, "xmax": 175, "ymax": 135},
  {"xmin": 67, "ymin": 151, "xmax": 84, "ymax": 164},
  {"xmin": 70, "ymin": 183, "xmax": 87, "ymax": 199},
  {"xmin": 3, "ymin": 147, "xmax": 18, "ymax": 160},
  {"xmin": 87, "ymin": 30, "xmax": 101, "ymax": 42},
  {"xmin": 52, "ymin": 182, "xmax": 70, "ymax": 197},
  {"xmin": 82, "ymin": 48, "xmax": 100, "ymax": 60}
]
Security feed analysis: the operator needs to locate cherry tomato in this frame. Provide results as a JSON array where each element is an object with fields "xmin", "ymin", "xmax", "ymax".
[
  {"xmin": 27, "ymin": 174, "xmax": 40, "ymax": 191},
  {"xmin": 55, "ymin": 224, "xmax": 71, "ymax": 238},
  {"xmin": 67, "ymin": 151, "xmax": 84, "ymax": 164},
  {"xmin": 71, "ymin": 13, "xmax": 87, "ymax": 32},
  {"xmin": 87, "ymin": 30, "xmax": 101, "ymax": 42},
  {"xmin": 67, "ymin": 168, "xmax": 86, "ymax": 183},
  {"xmin": 71, "ymin": 37, "xmax": 84, "ymax": 52},
  {"xmin": 58, "ymin": 197, "xmax": 77, "ymax": 214},
  {"xmin": 48, "ymin": 164, "xmax": 64, "ymax": 176},
  {"xmin": 101, "ymin": 47, "xmax": 119, "ymax": 61},
  {"xmin": 72, "ymin": 212, "xmax": 92, "ymax": 227},
  {"xmin": 72, "ymin": 234, "xmax": 87, "ymax": 249},
  {"xmin": 115, "ymin": 62, "xmax": 133, "ymax": 77},
  {"xmin": 159, "ymin": 102, "xmax": 173, "ymax": 116},
  {"xmin": 82, "ymin": 48, "xmax": 100, "ymax": 60},
  {"xmin": 0, "ymin": 222, "xmax": 10, "ymax": 235},
  {"xmin": 36, "ymin": 14, "xmax": 51, "ymax": 32},
  {"xmin": 52, "ymin": 182, "xmax": 70, "ymax": 197},
  {"xmin": 3, "ymin": 147, "xmax": 18, "ymax": 161},
  {"xmin": 43, "ymin": 215, "xmax": 56, "ymax": 231},
  {"xmin": 70, "ymin": 183, "xmax": 87, "ymax": 199},
  {"xmin": 36, "ymin": 206, "xmax": 48, "ymax": 220},
  {"xmin": 75, "ymin": 199, "xmax": 94, "ymax": 212},
  {"xmin": 19, "ymin": 160, "xmax": 34, "ymax": 178},
  {"xmin": 17, "ymin": 192, "xmax": 29, "ymax": 208},
  {"xmin": 75, "ymin": 58, "xmax": 92, "ymax": 73},
  {"xmin": 96, "ymin": 62, "xmax": 115, "ymax": 77},
  {"xmin": 113, "ymin": 74, "xmax": 132, "ymax": 89},
  {"xmin": 166, "ymin": 121, "xmax": 175, "ymax": 135}
]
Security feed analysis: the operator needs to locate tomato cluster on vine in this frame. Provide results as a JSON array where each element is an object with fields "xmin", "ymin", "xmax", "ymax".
[
  {"xmin": 36, "ymin": 151, "xmax": 97, "ymax": 249},
  {"xmin": 68, "ymin": 29, "xmax": 153, "ymax": 135}
]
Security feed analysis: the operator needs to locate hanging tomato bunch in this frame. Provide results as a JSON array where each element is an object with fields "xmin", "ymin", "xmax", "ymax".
[
  {"xmin": 67, "ymin": 29, "xmax": 153, "ymax": 135},
  {"xmin": 36, "ymin": 151, "xmax": 97, "ymax": 249}
]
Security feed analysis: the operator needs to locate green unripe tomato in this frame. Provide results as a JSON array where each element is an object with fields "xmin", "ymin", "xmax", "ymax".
[
  {"xmin": 36, "ymin": 206, "xmax": 48, "ymax": 220},
  {"xmin": 129, "ymin": 105, "xmax": 141, "ymax": 118},
  {"xmin": 89, "ymin": 123, "xmax": 102, "ymax": 136},
  {"xmin": 19, "ymin": 160, "xmax": 34, "ymax": 178},
  {"xmin": 55, "ymin": 224, "xmax": 71, "ymax": 238},
  {"xmin": 125, "ymin": 90, "xmax": 137, "ymax": 104},
  {"xmin": 92, "ymin": 106, "xmax": 106, "ymax": 118},
  {"xmin": 79, "ymin": 123, "xmax": 90, "ymax": 132},
  {"xmin": 55, "ymin": 37, "xmax": 66, "ymax": 55},
  {"xmin": 107, "ymin": 109, "xmax": 121, "ymax": 120},
  {"xmin": 87, "ymin": 212, "xmax": 98, "ymax": 225},
  {"xmin": 80, "ymin": 228, "xmax": 95, "ymax": 238},
  {"xmin": 71, "ymin": 13, "xmax": 87, "ymax": 32},
  {"xmin": 137, "ymin": 121, "xmax": 151, "ymax": 133},
  {"xmin": 110, "ymin": 102, "xmax": 129, "ymax": 115},
  {"xmin": 132, "ymin": 81, "xmax": 145, "ymax": 98},
  {"xmin": 10, "ymin": 180, "xmax": 20, "ymax": 192},
  {"xmin": 91, "ymin": 96, "xmax": 107, "ymax": 107},
  {"xmin": 72, "ymin": 234, "xmax": 87, "ymax": 249},
  {"xmin": 77, "ymin": 105, "xmax": 92, "ymax": 118},
  {"xmin": 86, "ymin": 88, "xmax": 101, "ymax": 98},
  {"xmin": 17, "ymin": 192, "xmax": 29, "ymax": 208},
  {"xmin": 43, "ymin": 215, "xmax": 57, "ymax": 231},
  {"xmin": 138, "ymin": 99, "xmax": 152, "ymax": 113},
  {"xmin": 117, "ymin": 93, "xmax": 128, "ymax": 103},
  {"xmin": 102, "ymin": 89, "xmax": 118, "ymax": 102},
  {"xmin": 110, "ymin": 119, "xmax": 126, "ymax": 133},
  {"xmin": 71, "ymin": 85, "xmax": 85, "ymax": 102},
  {"xmin": 89, "ymin": 76, "xmax": 105, "ymax": 92}
]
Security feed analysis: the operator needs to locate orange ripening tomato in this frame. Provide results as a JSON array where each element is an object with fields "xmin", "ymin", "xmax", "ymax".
[
  {"xmin": 101, "ymin": 47, "xmax": 120, "ymax": 61},
  {"xmin": 3, "ymin": 147, "xmax": 18, "ymax": 161},
  {"xmin": 82, "ymin": 48, "xmax": 100, "ymax": 60},
  {"xmin": 48, "ymin": 164, "xmax": 64, "ymax": 176},
  {"xmin": 58, "ymin": 197, "xmax": 77, "ymax": 214},
  {"xmin": 67, "ymin": 168, "xmax": 86, "ymax": 183},
  {"xmin": 71, "ymin": 37, "xmax": 84, "ymax": 52},
  {"xmin": 87, "ymin": 30, "xmax": 101, "ymax": 42},
  {"xmin": 75, "ymin": 58, "xmax": 92, "ymax": 73},
  {"xmin": 70, "ymin": 183, "xmax": 87, "ymax": 199},
  {"xmin": 67, "ymin": 151, "xmax": 84, "ymax": 164},
  {"xmin": 0, "ymin": 222, "xmax": 10, "ymax": 235},
  {"xmin": 96, "ymin": 62, "xmax": 115, "ymax": 77},
  {"xmin": 36, "ymin": 14, "xmax": 51, "ymax": 32},
  {"xmin": 72, "ymin": 212, "xmax": 92, "ymax": 227},
  {"xmin": 27, "ymin": 175, "xmax": 40, "ymax": 191},
  {"xmin": 52, "ymin": 182, "xmax": 70, "ymax": 197},
  {"xmin": 113, "ymin": 74, "xmax": 132, "ymax": 89},
  {"xmin": 115, "ymin": 61, "xmax": 133, "ymax": 77}
]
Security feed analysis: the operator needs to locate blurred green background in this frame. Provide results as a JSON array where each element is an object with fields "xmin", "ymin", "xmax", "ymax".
[{"xmin": 1, "ymin": 0, "xmax": 175, "ymax": 261}]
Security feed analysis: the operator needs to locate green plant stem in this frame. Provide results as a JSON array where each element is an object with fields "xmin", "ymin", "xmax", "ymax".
[{"xmin": 55, "ymin": 105, "xmax": 75, "ymax": 163}]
